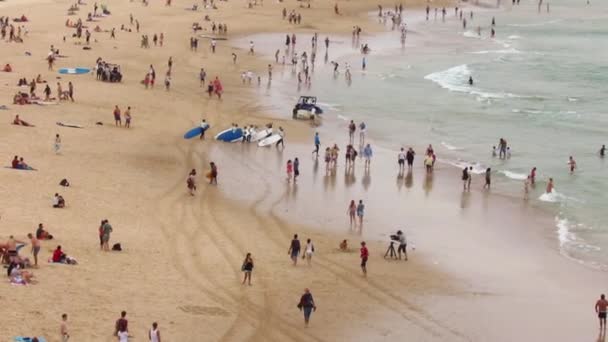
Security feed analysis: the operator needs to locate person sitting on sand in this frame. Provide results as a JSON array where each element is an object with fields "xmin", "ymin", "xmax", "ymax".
[
  {"xmin": 36, "ymin": 223, "xmax": 53, "ymax": 240},
  {"xmin": 11, "ymin": 155, "xmax": 19, "ymax": 168},
  {"xmin": 3, "ymin": 63, "xmax": 13, "ymax": 72},
  {"xmin": 340, "ymin": 239, "xmax": 348, "ymax": 251},
  {"xmin": 52, "ymin": 245, "xmax": 66, "ymax": 263},
  {"xmin": 12, "ymin": 115, "xmax": 32, "ymax": 126},
  {"xmin": 15, "ymin": 157, "xmax": 34, "ymax": 170},
  {"xmin": 53, "ymin": 193, "xmax": 65, "ymax": 208},
  {"xmin": 8, "ymin": 263, "xmax": 34, "ymax": 284},
  {"xmin": 35, "ymin": 74, "xmax": 43, "ymax": 83}
]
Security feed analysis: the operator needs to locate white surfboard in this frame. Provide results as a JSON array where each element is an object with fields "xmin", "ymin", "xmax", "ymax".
[
  {"xmin": 251, "ymin": 128, "xmax": 272, "ymax": 142},
  {"xmin": 258, "ymin": 133, "xmax": 282, "ymax": 147}
]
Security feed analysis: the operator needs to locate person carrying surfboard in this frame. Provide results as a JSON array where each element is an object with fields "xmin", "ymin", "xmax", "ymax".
[{"xmin": 199, "ymin": 119, "xmax": 208, "ymax": 140}]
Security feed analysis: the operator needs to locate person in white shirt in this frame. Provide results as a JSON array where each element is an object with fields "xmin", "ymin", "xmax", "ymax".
[
  {"xmin": 54, "ymin": 134, "xmax": 62, "ymax": 154},
  {"xmin": 304, "ymin": 239, "xmax": 315, "ymax": 266},
  {"xmin": 149, "ymin": 322, "xmax": 161, "ymax": 342},
  {"xmin": 398, "ymin": 148, "xmax": 406, "ymax": 172},
  {"xmin": 359, "ymin": 122, "xmax": 366, "ymax": 145}
]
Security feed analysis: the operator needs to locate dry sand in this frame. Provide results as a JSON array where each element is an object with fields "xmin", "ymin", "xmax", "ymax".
[{"xmin": 0, "ymin": 0, "xmax": 606, "ymax": 341}]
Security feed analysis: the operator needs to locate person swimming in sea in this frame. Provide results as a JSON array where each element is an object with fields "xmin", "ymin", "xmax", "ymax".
[{"xmin": 468, "ymin": 76, "xmax": 473, "ymax": 85}]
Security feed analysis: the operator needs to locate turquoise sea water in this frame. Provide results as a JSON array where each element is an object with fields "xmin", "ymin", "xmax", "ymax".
[{"xmin": 239, "ymin": 0, "xmax": 608, "ymax": 268}]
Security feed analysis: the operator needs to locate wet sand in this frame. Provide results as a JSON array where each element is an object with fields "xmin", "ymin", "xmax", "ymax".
[{"xmin": 0, "ymin": 0, "xmax": 605, "ymax": 341}]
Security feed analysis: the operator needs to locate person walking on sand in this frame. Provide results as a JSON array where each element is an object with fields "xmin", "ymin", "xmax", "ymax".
[
  {"xmin": 303, "ymin": 238, "xmax": 314, "ymax": 266},
  {"xmin": 187, "ymin": 169, "xmax": 197, "ymax": 196},
  {"xmin": 27, "ymin": 233, "xmax": 40, "ymax": 267},
  {"xmin": 54, "ymin": 134, "xmax": 62, "ymax": 154},
  {"xmin": 356, "ymin": 200, "xmax": 365, "ymax": 227},
  {"xmin": 312, "ymin": 132, "xmax": 320, "ymax": 157},
  {"xmin": 359, "ymin": 121, "xmax": 366, "ymax": 145},
  {"xmin": 286, "ymin": 160, "xmax": 293, "ymax": 183},
  {"xmin": 484, "ymin": 168, "xmax": 491, "ymax": 189},
  {"xmin": 113, "ymin": 105, "xmax": 122, "ymax": 127},
  {"xmin": 60, "ymin": 313, "xmax": 69, "ymax": 342},
  {"xmin": 363, "ymin": 143, "xmax": 372, "ymax": 169},
  {"xmin": 360, "ymin": 241, "xmax": 369, "ymax": 276},
  {"xmin": 207, "ymin": 162, "xmax": 218, "ymax": 185},
  {"xmin": 298, "ymin": 288, "xmax": 317, "ymax": 326},
  {"xmin": 347, "ymin": 200, "xmax": 357, "ymax": 228},
  {"xmin": 596, "ymin": 294, "xmax": 608, "ymax": 331},
  {"xmin": 568, "ymin": 156, "xmax": 576, "ymax": 174},
  {"xmin": 288, "ymin": 234, "xmax": 301, "ymax": 265},
  {"xmin": 294, "ymin": 157, "xmax": 300, "ymax": 183},
  {"xmin": 149, "ymin": 322, "xmax": 161, "ymax": 342},
  {"xmin": 406, "ymin": 147, "xmax": 415, "ymax": 170},
  {"xmin": 68, "ymin": 81, "xmax": 74, "ymax": 102},
  {"xmin": 241, "ymin": 253, "xmax": 254, "ymax": 285},
  {"xmin": 125, "ymin": 107, "xmax": 132, "ymax": 128},
  {"xmin": 114, "ymin": 311, "xmax": 128, "ymax": 336},
  {"xmin": 398, "ymin": 148, "xmax": 406, "ymax": 173},
  {"xmin": 348, "ymin": 120, "xmax": 356, "ymax": 144},
  {"xmin": 101, "ymin": 220, "xmax": 113, "ymax": 251}
]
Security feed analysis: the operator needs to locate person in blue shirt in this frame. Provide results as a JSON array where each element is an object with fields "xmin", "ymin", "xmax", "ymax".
[
  {"xmin": 363, "ymin": 143, "xmax": 372, "ymax": 169},
  {"xmin": 312, "ymin": 132, "xmax": 320, "ymax": 157}
]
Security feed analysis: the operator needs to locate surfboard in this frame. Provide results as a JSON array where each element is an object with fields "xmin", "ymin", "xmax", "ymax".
[
  {"xmin": 58, "ymin": 67, "xmax": 90, "ymax": 75},
  {"xmin": 251, "ymin": 128, "xmax": 272, "ymax": 142},
  {"xmin": 14, "ymin": 337, "xmax": 47, "ymax": 342},
  {"xmin": 215, "ymin": 127, "xmax": 243, "ymax": 142},
  {"xmin": 56, "ymin": 122, "xmax": 83, "ymax": 128},
  {"xmin": 183, "ymin": 124, "xmax": 209, "ymax": 139},
  {"xmin": 258, "ymin": 133, "xmax": 282, "ymax": 147}
]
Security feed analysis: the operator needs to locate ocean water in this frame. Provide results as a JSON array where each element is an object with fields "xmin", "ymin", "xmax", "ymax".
[{"xmin": 238, "ymin": 0, "xmax": 608, "ymax": 268}]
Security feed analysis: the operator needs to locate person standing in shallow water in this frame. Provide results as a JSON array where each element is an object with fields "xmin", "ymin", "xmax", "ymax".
[{"xmin": 484, "ymin": 168, "xmax": 491, "ymax": 189}]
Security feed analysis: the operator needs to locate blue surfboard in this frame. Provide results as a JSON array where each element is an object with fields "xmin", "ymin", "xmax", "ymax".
[
  {"xmin": 215, "ymin": 128, "xmax": 243, "ymax": 142},
  {"xmin": 58, "ymin": 67, "xmax": 90, "ymax": 75},
  {"xmin": 183, "ymin": 124, "xmax": 209, "ymax": 139},
  {"xmin": 14, "ymin": 337, "xmax": 47, "ymax": 342}
]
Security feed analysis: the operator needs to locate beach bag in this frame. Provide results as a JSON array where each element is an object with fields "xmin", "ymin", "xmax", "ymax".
[
  {"xmin": 59, "ymin": 178, "xmax": 70, "ymax": 187},
  {"xmin": 112, "ymin": 243, "xmax": 122, "ymax": 251}
]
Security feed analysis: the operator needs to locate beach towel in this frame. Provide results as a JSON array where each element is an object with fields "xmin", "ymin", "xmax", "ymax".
[
  {"xmin": 56, "ymin": 122, "xmax": 84, "ymax": 128},
  {"xmin": 4, "ymin": 166, "xmax": 37, "ymax": 171},
  {"xmin": 14, "ymin": 337, "xmax": 48, "ymax": 342},
  {"xmin": 10, "ymin": 277, "xmax": 27, "ymax": 286}
]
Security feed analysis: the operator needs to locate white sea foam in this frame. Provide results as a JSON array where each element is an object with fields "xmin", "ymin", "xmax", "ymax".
[
  {"xmin": 463, "ymin": 31, "xmax": 482, "ymax": 39},
  {"xmin": 471, "ymin": 48, "xmax": 522, "ymax": 54},
  {"xmin": 444, "ymin": 159, "xmax": 486, "ymax": 174},
  {"xmin": 556, "ymin": 217, "xmax": 576, "ymax": 248},
  {"xmin": 441, "ymin": 142, "xmax": 463, "ymax": 151},
  {"xmin": 507, "ymin": 35, "xmax": 522, "ymax": 40},
  {"xmin": 501, "ymin": 170, "xmax": 527, "ymax": 180},
  {"xmin": 507, "ymin": 19, "xmax": 562, "ymax": 27},
  {"xmin": 424, "ymin": 64, "xmax": 527, "ymax": 100}
]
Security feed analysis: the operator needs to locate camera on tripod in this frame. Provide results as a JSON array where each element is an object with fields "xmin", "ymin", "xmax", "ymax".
[{"xmin": 384, "ymin": 230, "xmax": 407, "ymax": 261}]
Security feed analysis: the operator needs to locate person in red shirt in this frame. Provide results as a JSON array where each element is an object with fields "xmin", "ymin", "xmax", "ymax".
[
  {"xmin": 360, "ymin": 241, "xmax": 369, "ymax": 276},
  {"xmin": 11, "ymin": 155, "xmax": 19, "ymax": 169},
  {"xmin": 52, "ymin": 245, "xmax": 66, "ymax": 263}
]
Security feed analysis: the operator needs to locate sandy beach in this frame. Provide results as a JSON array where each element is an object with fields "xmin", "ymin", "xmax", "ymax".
[{"xmin": 1, "ymin": 0, "xmax": 607, "ymax": 341}]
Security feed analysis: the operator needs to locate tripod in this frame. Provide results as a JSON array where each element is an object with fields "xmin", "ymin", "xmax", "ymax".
[{"xmin": 384, "ymin": 242, "xmax": 398, "ymax": 259}]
